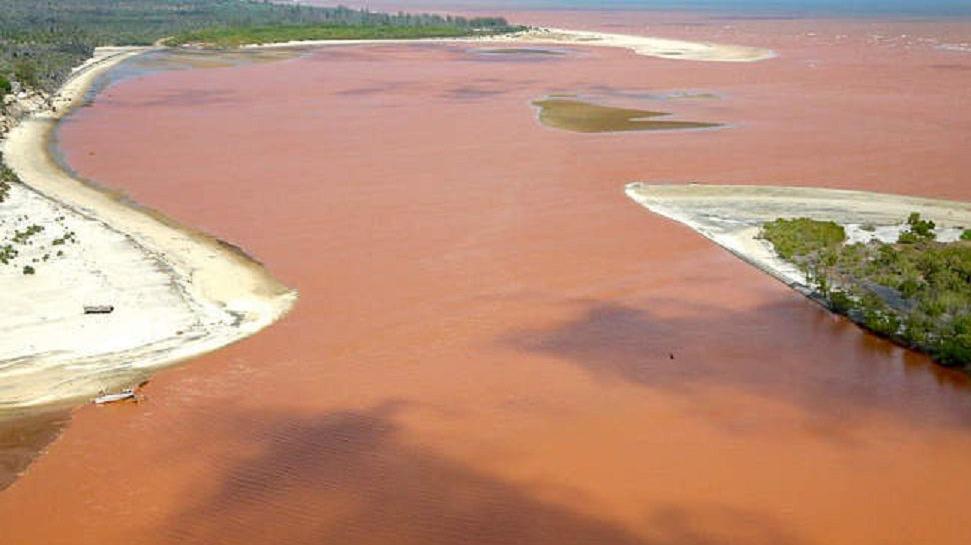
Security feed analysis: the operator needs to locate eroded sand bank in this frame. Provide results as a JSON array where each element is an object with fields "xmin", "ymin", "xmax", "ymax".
[
  {"xmin": 0, "ymin": 47, "xmax": 296, "ymax": 410},
  {"xmin": 625, "ymin": 183, "xmax": 971, "ymax": 296}
]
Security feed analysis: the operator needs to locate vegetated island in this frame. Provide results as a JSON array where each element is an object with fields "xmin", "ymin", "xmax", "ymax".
[{"xmin": 626, "ymin": 183, "xmax": 971, "ymax": 370}]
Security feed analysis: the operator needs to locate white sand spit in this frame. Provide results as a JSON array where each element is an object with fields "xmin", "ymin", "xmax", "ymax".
[
  {"xmin": 625, "ymin": 183, "xmax": 971, "ymax": 296},
  {"xmin": 238, "ymin": 26, "xmax": 775, "ymax": 63}
]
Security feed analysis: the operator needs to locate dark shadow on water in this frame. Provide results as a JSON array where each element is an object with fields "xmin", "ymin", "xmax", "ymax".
[
  {"xmin": 441, "ymin": 78, "xmax": 539, "ymax": 101},
  {"xmin": 163, "ymin": 403, "xmax": 805, "ymax": 545},
  {"xmin": 498, "ymin": 299, "xmax": 971, "ymax": 432},
  {"xmin": 0, "ymin": 410, "xmax": 70, "ymax": 491}
]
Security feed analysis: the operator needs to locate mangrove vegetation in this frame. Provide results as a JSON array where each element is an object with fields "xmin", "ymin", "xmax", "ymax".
[{"xmin": 760, "ymin": 214, "xmax": 971, "ymax": 368}]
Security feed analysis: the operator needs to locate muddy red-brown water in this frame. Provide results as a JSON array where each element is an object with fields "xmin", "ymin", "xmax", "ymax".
[{"xmin": 2, "ymin": 12, "xmax": 971, "ymax": 545}]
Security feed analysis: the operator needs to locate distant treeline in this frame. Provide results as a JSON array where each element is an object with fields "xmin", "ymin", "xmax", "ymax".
[{"xmin": 0, "ymin": 0, "xmax": 516, "ymax": 93}]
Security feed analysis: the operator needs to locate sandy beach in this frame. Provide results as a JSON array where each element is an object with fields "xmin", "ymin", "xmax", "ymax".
[{"xmin": 0, "ymin": 46, "xmax": 297, "ymax": 411}]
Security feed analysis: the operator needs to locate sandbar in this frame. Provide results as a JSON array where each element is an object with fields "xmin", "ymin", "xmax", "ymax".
[{"xmin": 238, "ymin": 26, "xmax": 776, "ymax": 62}]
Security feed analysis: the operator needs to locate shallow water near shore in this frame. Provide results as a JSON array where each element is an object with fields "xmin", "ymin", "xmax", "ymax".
[{"xmin": 2, "ymin": 12, "xmax": 971, "ymax": 545}]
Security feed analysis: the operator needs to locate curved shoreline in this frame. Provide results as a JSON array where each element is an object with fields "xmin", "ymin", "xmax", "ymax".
[{"xmin": 1, "ymin": 47, "xmax": 297, "ymax": 412}]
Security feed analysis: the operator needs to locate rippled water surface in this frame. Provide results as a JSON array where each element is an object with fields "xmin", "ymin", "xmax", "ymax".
[{"xmin": 2, "ymin": 13, "xmax": 971, "ymax": 545}]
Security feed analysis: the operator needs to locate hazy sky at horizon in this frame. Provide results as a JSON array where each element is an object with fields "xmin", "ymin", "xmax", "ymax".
[{"xmin": 317, "ymin": 0, "xmax": 971, "ymax": 16}]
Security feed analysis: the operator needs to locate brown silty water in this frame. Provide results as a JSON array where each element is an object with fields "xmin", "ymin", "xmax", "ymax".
[{"xmin": 2, "ymin": 13, "xmax": 971, "ymax": 545}]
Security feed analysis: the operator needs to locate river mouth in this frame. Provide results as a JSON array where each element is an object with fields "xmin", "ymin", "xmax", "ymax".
[
  {"xmin": 532, "ymin": 96, "xmax": 722, "ymax": 133},
  {"xmin": 4, "ymin": 14, "xmax": 971, "ymax": 543}
]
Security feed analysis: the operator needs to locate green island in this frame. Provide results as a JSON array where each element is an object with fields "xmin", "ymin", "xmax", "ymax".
[
  {"xmin": 0, "ymin": 0, "xmax": 518, "ymax": 93},
  {"xmin": 761, "ymin": 214, "xmax": 971, "ymax": 368}
]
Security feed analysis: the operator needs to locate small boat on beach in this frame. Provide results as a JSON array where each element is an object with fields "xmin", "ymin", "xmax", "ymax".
[{"xmin": 93, "ymin": 388, "xmax": 135, "ymax": 404}]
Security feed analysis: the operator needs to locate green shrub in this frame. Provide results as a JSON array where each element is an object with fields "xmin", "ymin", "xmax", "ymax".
[
  {"xmin": 938, "ymin": 315, "xmax": 971, "ymax": 367},
  {"xmin": 829, "ymin": 289, "xmax": 855, "ymax": 314},
  {"xmin": 961, "ymin": 229, "xmax": 971, "ymax": 241},
  {"xmin": 12, "ymin": 61, "xmax": 38, "ymax": 88},
  {"xmin": 935, "ymin": 331, "xmax": 971, "ymax": 366},
  {"xmin": 898, "ymin": 212, "xmax": 936, "ymax": 243},
  {"xmin": 22, "ymin": 265, "xmax": 34, "ymax": 275},
  {"xmin": 903, "ymin": 315, "xmax": 932, "ymax": 346},
  {"xmin": 860, "ymin": 292, "xmax": 900, "ymax": 336},
  {"xmin": 0, "ymin": 74, "xmax": 10, "ymax": 95},
  {"xmin": 898, "ymin": 276, "xmax": 922, "ymax": 298},
  {"xmin": 760, "ymin": 217, "xmax": 846, "ymax": 260},
  {"xmin": 0, "ymin": 244, "xmax": 16, "ymax": 264}
]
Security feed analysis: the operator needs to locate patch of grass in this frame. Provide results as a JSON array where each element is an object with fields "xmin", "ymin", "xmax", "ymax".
[{"xmin": 760, "ymin": 217, "xmax": 846, "ymax": 261}]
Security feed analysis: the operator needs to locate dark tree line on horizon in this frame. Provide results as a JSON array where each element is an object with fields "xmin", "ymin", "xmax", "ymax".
[{"xmin": 0, "ymin": 0, "xmax": 513, "ymax": 93}]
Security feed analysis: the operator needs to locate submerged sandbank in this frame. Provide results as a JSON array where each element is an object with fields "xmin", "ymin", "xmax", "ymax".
[
  {"xmin": 625, "ymin": 183, "xmax": 971, "ymax": 297},
  {"xmin": 532, "ymin": 97, "xmax": 721, "ymax": 132},
  {"xmin": 0, "ymin": 47, "xmax": 296, "ymax": 411}
]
